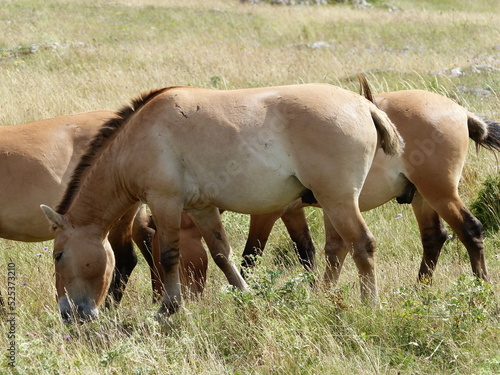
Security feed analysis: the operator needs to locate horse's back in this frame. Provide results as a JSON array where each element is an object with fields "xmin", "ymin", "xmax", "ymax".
[
  {"xmin": 128, "ymin": 84, "xmax": 382, "ymax": 214},
  {"xmin": 374, "ymin": 90, "xmax": 470, "ymax": 197},
  {"xmin": 374, "ymin": 90, "xmax": 469, "ymax": 144},
  {"xmin": 0, "ymin": 110, "xmax": 114, "ymax": 241}
]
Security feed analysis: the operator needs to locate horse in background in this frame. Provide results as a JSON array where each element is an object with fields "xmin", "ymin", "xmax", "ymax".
[
  {"xmin": 240, "ymin": 80, "xmax": 500, "ymax": 287},
  {"xmin": 0, "ymin": 111, "xmax": 207, "ymax": 304}
]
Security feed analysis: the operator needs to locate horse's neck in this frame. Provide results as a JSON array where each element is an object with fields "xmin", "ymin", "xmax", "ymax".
[{"xmin": 67, "ymin": 145, "xmax": 135, "ymax": 232}]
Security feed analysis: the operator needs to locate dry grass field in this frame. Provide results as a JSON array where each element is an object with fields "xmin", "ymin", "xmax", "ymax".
[{"xmin": 0, "ymin": 0, "xmax": 499, "ymax": 373}]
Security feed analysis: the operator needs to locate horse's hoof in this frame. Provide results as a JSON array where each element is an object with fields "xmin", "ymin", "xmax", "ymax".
[
  {"xmin": 154, "ymin": 310, "xmax": 173, "ymax": 324},
  {"xmin": 154, "ymin": 301, "xmax": 179, "ymax": 322}
]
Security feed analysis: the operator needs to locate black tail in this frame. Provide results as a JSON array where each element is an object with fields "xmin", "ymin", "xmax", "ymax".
[
  {"xmin": 482, "ymin": 118, "xmax": 500, "ymax": 152},
  {"xmin": 467, "ymin": 114, "xmax": 500, "ymax": 153}
]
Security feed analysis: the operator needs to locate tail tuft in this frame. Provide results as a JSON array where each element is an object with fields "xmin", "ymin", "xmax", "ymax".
[{"xmin": 468, "ymin": 113, "xmax": 500, "ymax": 152}]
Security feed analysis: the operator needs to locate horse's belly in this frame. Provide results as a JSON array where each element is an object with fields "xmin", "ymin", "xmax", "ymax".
[
  {"xmin": 0, "ymin": 213, "xmax": 54, "ymax": 242},
  {"xmin": 184, "ymin": 166, "xmax": 304, "ymax": 215},
  {"xmin": 216, "ymin": 175, "xmax": 304, "ymax": 214},
  {"xmin": 181, "ymin": 135, "xmax": 303, "ymax": 214}
]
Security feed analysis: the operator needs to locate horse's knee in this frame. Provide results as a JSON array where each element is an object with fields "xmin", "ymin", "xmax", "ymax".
[
  {"xmin": 212, "ymin": 252, "xmax": 231, "ymax": 269},
  {"xmin": 160, "ymin": 248, "xmax": 180, "ymax": 271},
  {"xmin": 462, "ymin": 211, "xmax": 484, "ymax": 246},
  {"xmin": 350, "ymin": 235, "xmax": 377, "ymax": 266}
]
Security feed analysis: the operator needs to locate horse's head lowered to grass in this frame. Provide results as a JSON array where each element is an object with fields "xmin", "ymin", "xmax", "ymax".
[{"xmin": 41, "ymin": 205, "xmax": 115, "ymax": 322}]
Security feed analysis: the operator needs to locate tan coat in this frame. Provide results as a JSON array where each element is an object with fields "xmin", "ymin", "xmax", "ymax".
[{"xmin": 41, "ymin": 84, "xmax": 402, "ymax": 321}]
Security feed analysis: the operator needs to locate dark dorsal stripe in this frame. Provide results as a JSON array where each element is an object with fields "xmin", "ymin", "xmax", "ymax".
[{"xmin": 56, "ymin": 87, "xmax": 171, "ymax": 214}]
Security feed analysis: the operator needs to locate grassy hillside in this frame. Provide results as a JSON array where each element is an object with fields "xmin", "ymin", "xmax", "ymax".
[{"xmin": 0, "ymin": 0, "xmax": 499, "ymax": 374}]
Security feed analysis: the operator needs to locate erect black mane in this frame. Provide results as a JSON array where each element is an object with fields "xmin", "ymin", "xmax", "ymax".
[{"xmin": 56, "ymin": 87, "xmax": 170, "ymax": 214}]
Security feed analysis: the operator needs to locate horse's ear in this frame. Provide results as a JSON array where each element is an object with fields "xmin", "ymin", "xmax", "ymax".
[{"xmin": 40, "ymin": 205, "xmax": 65, "ymax": 230}]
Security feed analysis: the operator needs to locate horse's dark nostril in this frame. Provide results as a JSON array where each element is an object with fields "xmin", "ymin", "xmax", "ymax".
[
  {"xmin": 60, "ymin": 304, "xmax": 98, "ymax": 324},
  {"xmin": 60, "ymin": 310, "xmax": 72, "ymax": 324}
]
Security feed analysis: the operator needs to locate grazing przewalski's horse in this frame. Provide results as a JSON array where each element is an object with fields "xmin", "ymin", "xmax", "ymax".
[
  {"xmin": 0, "ymin": 111, "xmax": 207, "ymax": 304},
  {"xmin": 240, "ymin": 85, "xmax": 500, "ymax": 286},
  {"xmin": 40, "ymin": 83, "xmax": 403, "ymax": 321}
]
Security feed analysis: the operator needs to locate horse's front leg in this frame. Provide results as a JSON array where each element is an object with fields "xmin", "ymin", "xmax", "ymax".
[
  {"xmin": 132, "ymin": 205, "xmax": 162, "ymax": 302},
  {"xmin": 188, "ymin": 207, "xmax": 249, "ymax": 291},
  {"xmin": 106, "ymin": 203, "xmax": 143, "ymax": 306},
  {"xmin": 148, "ymin": 200, "xmax": 184, "ymax": 316},
  {"xmin": 178, "ymin": 212, "xmax": 208, "ymax": 299}
]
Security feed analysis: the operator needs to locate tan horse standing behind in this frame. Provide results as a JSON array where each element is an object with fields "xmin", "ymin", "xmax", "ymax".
[
  {"xmin": 240, "ymin": 87, "xmax": 500, "ymax": 286},
  {"xmin": 0, "ymin": 111, "xmax": 112, "ymax": 242},
  {"xmin": 0, "ymin": 112, "xmax": 207, "ymax": 304},
  {"xmin": 40, "ymin": 83, "xmax": 403, "ymax": 322}
]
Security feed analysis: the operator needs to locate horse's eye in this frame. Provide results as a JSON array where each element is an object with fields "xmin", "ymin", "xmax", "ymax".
[{"xmin": 54, "ymin": 252, "xmax": 63, "ymax": 262}]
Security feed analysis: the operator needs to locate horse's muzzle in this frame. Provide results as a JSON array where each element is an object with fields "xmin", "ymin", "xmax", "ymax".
[{"xmin": 59, "ymin": 297, "xmax": 99, "ymax": 323}]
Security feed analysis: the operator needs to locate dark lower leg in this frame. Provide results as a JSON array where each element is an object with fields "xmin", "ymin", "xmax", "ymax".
[
  {"xmin": 455, "ymin": 208, "xmax": 488, "ymax": 281},
  {"xmin": 418, "ymin": 220, "xmax": 448, "ymax": 283},
  {"xmin": 241, "ymin": 211, "xmax": 282, "ymax": 273},
  {"xmin": 107, "ymin": 227, "xmax": 138, "ymax": 306},
  {"xmin": 411, "ymin": 194, "xmax": 448, "ymax": 283},
  {"xmin": 281, "ymin": 206, "xmax": 316, "ymax": 272}
]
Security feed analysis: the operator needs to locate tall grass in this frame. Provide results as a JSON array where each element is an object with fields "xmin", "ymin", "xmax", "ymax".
[{"xmin": 1, "ymin": 0, "xmax": 499, "ymax": 374}]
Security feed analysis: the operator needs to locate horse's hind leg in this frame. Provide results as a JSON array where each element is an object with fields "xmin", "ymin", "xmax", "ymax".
[
  {"xmin": 188, "ymin": 207, "xmax": 248, "ymax": 291},
  {"xmin": 178, "ymin": 212, "xmax": 208, "ymax": 299},
  {"xmin": 241, "ymin": 209, "xmax": 283, "ymax": 274},
  {"xmin": 420, "ymin": 191, "xmax": 488, "ymax": 281},
  {"xmin": 281, "ymin": 205, "xmax": 317, "ymax": 272},
  {"xmin": 319, "ymin": 199, "xmax": 378, "ymax": 305},
  {"xmin": 323, "ymin": 211, "xmax": 349, "ymax": 287},
  {"xmin": 411, "ymin": 193, "xmax": 449, "ymax": 283},
  {"xmin": 437, "ymin": 200, "xmax": 488, "ymax": 281}
]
